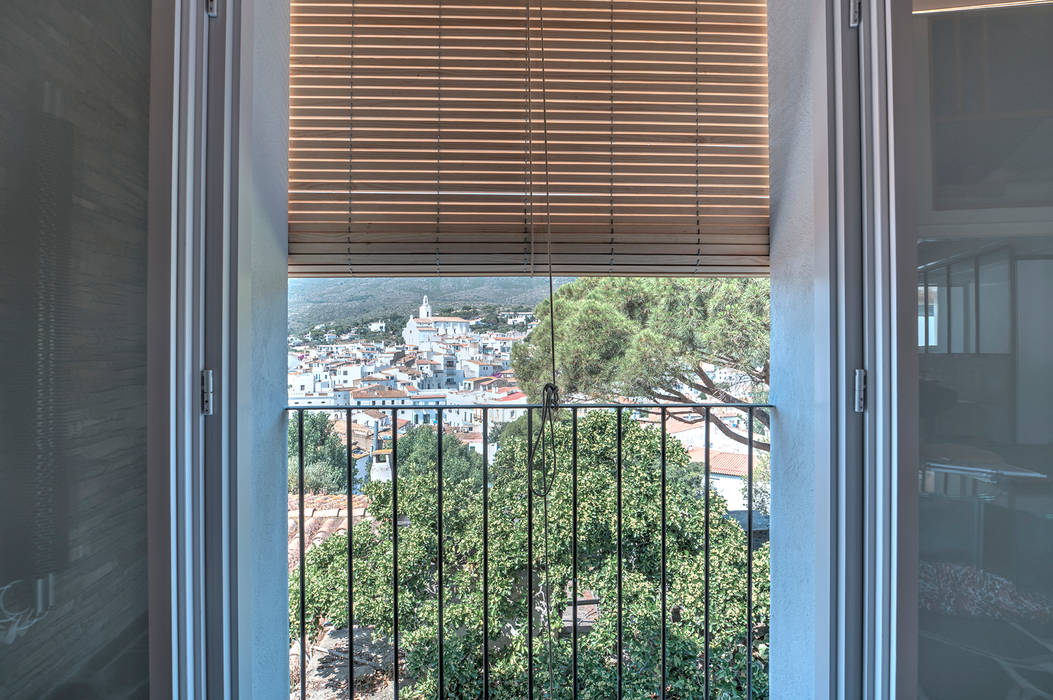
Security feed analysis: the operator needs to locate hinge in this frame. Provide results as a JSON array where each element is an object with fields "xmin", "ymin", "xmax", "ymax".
[
  {"xmin": 854, "ymin": 368, "xmax": 867, "ymax": 413},
  {"xmin": 201, "ymin": 369, "xmax": 215, "ymax": 416},
  {"xmin": 849, "ymin": 0, "xmax": 863, "ymax": 28},
  {"xmin": 206, "ymin": 0, "xmax": 218, "ymax": 19}
]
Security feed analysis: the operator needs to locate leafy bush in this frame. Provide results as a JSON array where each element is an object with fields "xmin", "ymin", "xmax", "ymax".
[
  {"xmin": 287, "ymin": 412, "xmax": 347, "ymax": 494},
  {"xmin": 291, "ymin": 413, "xmax": 769, "ymax": 698}
]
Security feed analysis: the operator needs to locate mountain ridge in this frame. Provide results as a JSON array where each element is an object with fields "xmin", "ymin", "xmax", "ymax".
[{"xmin": 288, "ymin": 277, "xmax": 574, "ymax": 332}]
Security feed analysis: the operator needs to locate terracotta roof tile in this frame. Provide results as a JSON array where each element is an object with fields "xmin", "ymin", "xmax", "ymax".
[
  {"xmin": 288, "ymin": 493, "xmax": 371, "ymax": 572},
  {"xmin": 687, "ymin": 448, "xmax": 749, "ymax": 477}
]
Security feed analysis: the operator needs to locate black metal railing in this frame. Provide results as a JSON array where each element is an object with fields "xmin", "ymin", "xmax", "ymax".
[{"xmin": 288, "ymin": 401, "xmax": 772, "ymax": 699}]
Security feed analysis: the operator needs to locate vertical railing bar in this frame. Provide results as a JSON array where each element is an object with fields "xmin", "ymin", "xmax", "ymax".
[
  {"xmin": 437, "ymin": 408, "xmax": 445, "ymax": 696},
  {"xmin": 526, "ymin": 408, "xmax": 534, "ymax": 700},
  {"xmin": 660, "ymin": 407, "xmax": 667, "ymax": 700},
  {"xmin": 704, "ymin": 406, "xmax": 711, "ymax": 700},
  {"xmin": 747, "ymin": 407, "xmax": 754, "ymax": 699},
  {"xmin": 298, "ymin": 410, "xmax": 307, "ymax": 700},
  {"xmin": 482, "ymin": 408, "xmax": 490, "ymax": 699},
  {"xmin": 391, "ymin": 408, "xmax": 400, "ymax": 699},
  {"xmin": 571, "ymin": 407, "xmax": 579, "ymax": 700},
  {"xmin": 287, "ymin": 401, "xmax": 769, "ymax": 700},
  {"xmin": 347, "ymin": 408, "xmax": 354, "ymax": 700},
  {"xmin": 616, "ymin": 407, "xmax": 623, "ymax": 700}
]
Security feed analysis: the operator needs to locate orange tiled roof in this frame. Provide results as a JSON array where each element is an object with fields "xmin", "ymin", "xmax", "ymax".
[
  {"xmin": 287, "ymin": 493, "xmax": 371, "ymax": 572},
  {"xmin": 686, "ymin": 449, "xmax": 749, "ymax": 477}
]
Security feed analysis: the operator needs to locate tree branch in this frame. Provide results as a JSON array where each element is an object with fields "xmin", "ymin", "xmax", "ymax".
[
  {"xmin": 646, "ymin": 388, "xmax": 770, "ymax": 452},
  {"xmin": 684, "ymin": 365, "xmax": 770, "ymax": 430},
  {"xmin": 701, "ymin": 408, "xmax": 770, "ymax": 452}
]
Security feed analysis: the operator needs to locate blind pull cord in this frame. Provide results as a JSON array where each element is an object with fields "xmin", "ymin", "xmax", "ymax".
[
  {"xmin": 526, "ymin": 0, "xmax": 560, "ymax": 696},
  {"xmin": 345, "ymin": 0, "xmax": 356, "ymax": 277}
]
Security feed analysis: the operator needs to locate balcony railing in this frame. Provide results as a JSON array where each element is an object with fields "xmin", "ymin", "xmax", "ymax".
[{"xmin": 287, "ymin": 402, "xmax": 772, "ymax": 699}]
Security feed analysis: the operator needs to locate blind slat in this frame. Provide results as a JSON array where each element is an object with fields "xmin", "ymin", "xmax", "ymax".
[{"xmin": 289, "ymin": 0, "xmax": 769, "ymax": 277}]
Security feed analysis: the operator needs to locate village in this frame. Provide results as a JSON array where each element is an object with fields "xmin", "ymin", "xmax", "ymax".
[
  {"xmin": 286, "ymin": 296, "xmax": 765, "ymax": 696},
  {"xmin": 288, "ymin": 295, "xmax": 757, "ymax": 511}
]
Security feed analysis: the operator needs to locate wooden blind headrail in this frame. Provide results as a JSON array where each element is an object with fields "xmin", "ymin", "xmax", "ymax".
[{"xmin": 289, "ymin": 0, "xmax": 769, "ymax": 277}]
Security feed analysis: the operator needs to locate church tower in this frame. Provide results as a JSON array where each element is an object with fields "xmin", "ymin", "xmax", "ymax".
[{"xmin": 419, "ymin": 295, "xmax": 432, "ymax": 319}]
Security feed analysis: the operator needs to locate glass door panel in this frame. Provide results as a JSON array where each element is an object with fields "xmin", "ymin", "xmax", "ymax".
[
  {"xmin": 0, "ymin": 3, "xmax": 153, "ymax": 697},
  {"xmin": 907, "ymin": 2, "xmax": 1053, "ymax": 697}
]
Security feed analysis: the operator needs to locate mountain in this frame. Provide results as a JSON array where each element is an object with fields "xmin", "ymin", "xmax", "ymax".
[{"xmin": 288, "ymin": 277, "xmax": 574, "ymax": 332}]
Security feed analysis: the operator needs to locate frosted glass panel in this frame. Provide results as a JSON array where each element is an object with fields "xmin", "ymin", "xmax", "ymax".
[{"xmin": 911, "ymin": 2, "xmax": 1053, "ymax": 698}]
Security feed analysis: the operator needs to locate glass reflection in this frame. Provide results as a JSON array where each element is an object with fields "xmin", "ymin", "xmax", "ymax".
[{"xmin": 912, "ymin": 2, "xmax": 1053, "ymax": 697}]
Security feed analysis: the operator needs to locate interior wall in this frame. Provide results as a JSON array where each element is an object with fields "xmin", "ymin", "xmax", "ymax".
[
  {"xmin": 231, "ymin": 0, "xmax": 291, "ymax": 695},
  {"xmin": 768, "ymin": 0, "xmax": 839, "ymax": 697},
  {"xmin": 0, "ymin": 2, "xmax": 152, "ymax": 698}
]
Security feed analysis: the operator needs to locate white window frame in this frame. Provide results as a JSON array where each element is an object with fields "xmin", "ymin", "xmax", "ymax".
[
  {"xmin": 768, "ymin": 0, "xmax": 871, "ymax": 697},
  {"xmin": 147, "ymin": 0, "xmax": 899, "ymax": 696},
  {"xmin": 148, "ymin": 0, "xmax": 213, "ymax": 696},
  {"xmin": 149, "ymin": 0, "xmax": 290, "ymax": 697}
]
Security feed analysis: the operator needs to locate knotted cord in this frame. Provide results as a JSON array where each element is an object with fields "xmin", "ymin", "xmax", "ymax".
[{"xmin": 527, "ymin": 377, "xmax": 558, "ymax": 697}]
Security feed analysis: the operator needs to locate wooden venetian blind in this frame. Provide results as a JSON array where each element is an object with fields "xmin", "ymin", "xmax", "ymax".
[{"xmin": 289, "ymin": 0, "xmax": 769, "ymax": 276}]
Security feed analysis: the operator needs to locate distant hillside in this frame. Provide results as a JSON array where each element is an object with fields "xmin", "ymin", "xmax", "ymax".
[{"xmin": 288, "ymin": 277, "xmax": 574, "ymax": 333}]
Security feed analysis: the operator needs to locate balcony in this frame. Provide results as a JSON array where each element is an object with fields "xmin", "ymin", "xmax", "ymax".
[{"xmin": 287, "ymin": 402, "xmax": 771, "ymax": 699}]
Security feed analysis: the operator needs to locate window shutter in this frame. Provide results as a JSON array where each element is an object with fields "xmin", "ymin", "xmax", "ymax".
[{"xmin": 289, "ymin": 0, "xmax": 768, "ymax": 276}]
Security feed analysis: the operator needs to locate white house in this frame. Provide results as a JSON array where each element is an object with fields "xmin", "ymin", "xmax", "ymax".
[
  {"xmin": 402, "ymin": 296, "xmax": 471, "ymax": 345},
  {"xmin": 353, "ymin": 373, "xmax": 396, "ymax": 389},
  {"xmin": 688, "ymin": 448, "xmax": 750, "ymax": 512},
  {"xmin": 287, "ymin": 370, "xmax": 316, "ymax": 395},
  {"xmin": 330, "ymin": 362, "xmax": 373, "ymax": 385},
  {"xmin": 462, "ymin": 359, "xmax": 497, "ymax": 379},
  {"xmin": 369, "ymin": 448, "xmax": 392, "ymax": 482},
  {"xmin": 500, "ymin": 310, "xmax": 534, "ymax": 325},
  {"xmin": 454, "ymin": 430, "xmax": 498, "ymax": 461},
  {"xmin": 337, "ymin": 386, "xmax": 409, "ymax": 408}
]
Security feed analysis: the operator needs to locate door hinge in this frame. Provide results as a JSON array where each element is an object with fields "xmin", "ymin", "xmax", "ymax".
[
  {"xmin": 854, "ymin": 368, "xmax": 867, "ymax": 413},
  {"xmin": 849, "ymin": 0, "xmax": 863, "ymax": 28},
  {"xmin": 206, "ymin": 0, "xmax": 218, "ymax": 19},
  {"xmin": 201, "ymin": 369, "xmax": 215, "ymax": 416}
]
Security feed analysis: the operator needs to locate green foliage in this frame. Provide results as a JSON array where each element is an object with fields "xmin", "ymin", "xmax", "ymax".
[
  {"xmin": 744, "ymin": 454, "xmax": 771, "ymax": 518},
  {"xmin": 288, "ymin": 412, "xmax": 347, "ymax": 494},
  {"xmin": 291, "ymin": 411, "xmax": 769, "ymax": 698},
  {"xmin": 287, "ymin": 276, "xmax": 573, "ymax": 335},
  {"xmin": 355, "ymin": 313, "xmax": 404, "ymax": 344},
  {"xmin": 511, "ymin": 278, "xmax": 770, "ymax": 450},
  {"xmin": 392, "ymin": 423, "xmax": 484, "ymax": 487},
  {"xmin": 669, "ymin": 459, "xmax": 711, "ymax": 501},
  {"xmin": 291, "ymin": 533, "xmax": 351, "ymax": 632},
  {"xmin": 487, "ymin": 411, "xmax": 528, "ymax": 446},
  {"xmin": 512, "ymin": 277, "xmax": 771, "ymax": 397},
  {"xmin": 436, "ymin": 303, "xmax": 522, "ymax": 333}
]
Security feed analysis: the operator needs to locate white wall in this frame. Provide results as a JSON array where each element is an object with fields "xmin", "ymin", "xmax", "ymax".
[
  {"xmin": 712, "ymin": 474, "xmax": 747, "ymax": 513},
  {"xmin": 232, "ymin": 0, "xmax": 290, "ymax": 696},
  {"xmin": 213, "ymin": 1, "xmax": 846, "ymax": 697},
  {"xmin": 768, "ymin": 0, "xmax": 839, "ymax": 696}
]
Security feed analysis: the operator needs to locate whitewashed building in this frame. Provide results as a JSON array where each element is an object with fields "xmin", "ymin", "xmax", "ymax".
[{"xmin": 402, "ymin": 296, "xmax": 471, "ymax": 345}]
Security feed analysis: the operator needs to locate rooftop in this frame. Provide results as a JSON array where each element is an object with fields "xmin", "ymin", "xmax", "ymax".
[
  {"xmin": 687, "ymin": 449, "xmax": 750, "ymax": 478},
  {"xmin": 287, "ymin": 493, "xmax": 370, "ymax": 572}
]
